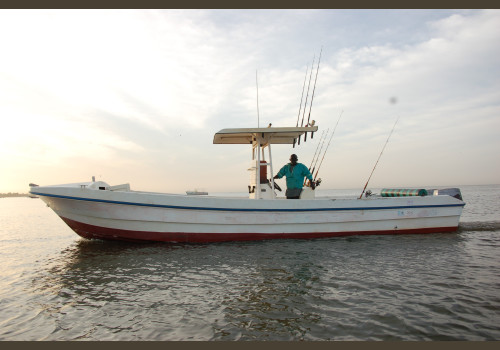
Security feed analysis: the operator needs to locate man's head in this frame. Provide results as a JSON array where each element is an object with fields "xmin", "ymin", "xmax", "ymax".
[{"xmin": 290, "ymin": 154, "xmax": 298, "ymax": 165}]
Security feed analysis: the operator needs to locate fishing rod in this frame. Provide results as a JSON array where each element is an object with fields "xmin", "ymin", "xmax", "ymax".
[
  {"xmin": 298, "ymin": 54, "xmax": 315, "ymax": 145},
  {"xmin": 304, "ymin": 128, "xmax": 328, "ymax": 186},
  {"xmin": 293, "ymin": 64, "xmax": 309, "ymax": 148},
  {"xmin": 295, "ymin": 65, "xmax": 308, "ymax": 127},
  {"xmin": 314, "ymin": 110, "xmax": 343, "ymax": 181},
  {"xmin": 358, "ymin": 115, "xmax": 400, "ymax": 199},
  {"xmin": 310, "ymin": 127, "xmax": 329, "ymax": 176},
  {"xmin": 308, "ymin": 129, "xmax": 326, "ymax": 170},
  {"xmin": 305, "ymin": 46, "xmax": 322, "ymax": 142}
]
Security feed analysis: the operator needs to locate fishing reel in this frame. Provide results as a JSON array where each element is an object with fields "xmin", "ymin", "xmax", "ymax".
[{"xmin": 305, "ymin": 178, "xmax": 321, "ymax": 189}]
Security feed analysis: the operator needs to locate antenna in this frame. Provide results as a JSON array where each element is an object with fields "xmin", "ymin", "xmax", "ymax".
[{"xmin": 256, "ymin": 70, "xmax": 260, "ymax": 127}]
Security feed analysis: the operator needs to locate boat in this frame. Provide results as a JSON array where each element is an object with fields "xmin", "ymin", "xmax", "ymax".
[
  {"xmin": 186, "ymin": 190, "xmax": 208, "ymax": 196},
  {"xmin": 29, "ymin": 126, "xmax": 465, "ymax": 243}
]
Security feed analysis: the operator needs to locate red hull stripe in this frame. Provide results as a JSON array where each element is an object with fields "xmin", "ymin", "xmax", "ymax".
[{"xmin": 60, "ymin": 217, "xmax": 459, "ymax": 243}]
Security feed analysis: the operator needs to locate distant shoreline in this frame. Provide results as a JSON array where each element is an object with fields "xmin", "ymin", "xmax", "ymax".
[{"xmin": 0, "ymin": 193, "xmax": 31, "ymax": 198}]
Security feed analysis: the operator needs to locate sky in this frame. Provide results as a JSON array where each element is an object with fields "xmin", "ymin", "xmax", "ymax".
[{"xmin": 1, "ymin": 9, "xmax": 499, "ymax": 194}]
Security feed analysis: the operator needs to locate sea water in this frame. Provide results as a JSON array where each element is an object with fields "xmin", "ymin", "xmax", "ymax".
[{"xmin": 0, "ymin": 185, "xmax": 499, "ymax": 340}]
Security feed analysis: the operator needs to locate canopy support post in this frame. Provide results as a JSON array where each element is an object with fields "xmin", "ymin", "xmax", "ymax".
[
  {"xmin": 268, "ymin": 143, "xmax": 275, "ymax": 195},
  {"xmin": 256, "ymin": 141, "xmax": 261, "ymax": 199}
]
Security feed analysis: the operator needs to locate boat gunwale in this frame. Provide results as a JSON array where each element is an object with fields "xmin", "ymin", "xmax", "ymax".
[{"xmin": 31, "ymin": 191, "xmax": 466, "ymax": 213}]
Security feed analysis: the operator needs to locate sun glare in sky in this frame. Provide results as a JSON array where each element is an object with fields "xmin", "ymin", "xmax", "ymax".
[{"xmin": 1, "ymin": 9, "xmax": 499, "ymax": 193}]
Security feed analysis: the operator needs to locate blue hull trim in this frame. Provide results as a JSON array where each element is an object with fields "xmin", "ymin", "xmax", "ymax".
[{"xmin": 31, "ymin": 191, "xmax": 465, "ymax": 213}]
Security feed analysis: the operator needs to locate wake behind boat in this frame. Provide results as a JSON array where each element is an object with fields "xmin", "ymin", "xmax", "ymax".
[{"xmin": 29, "ymin": 126, "xmax": 465, "ymax": 243}]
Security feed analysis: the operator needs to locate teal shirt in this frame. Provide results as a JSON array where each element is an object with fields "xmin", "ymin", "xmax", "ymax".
[{"xmin": 276, "ymin": 163, "xmax": 313, "ymax": 189}]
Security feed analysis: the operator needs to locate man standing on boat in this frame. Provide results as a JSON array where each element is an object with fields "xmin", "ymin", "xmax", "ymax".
[{"xmin": 274, "ymin": 154, "xmax": 315, "ymax": 199}]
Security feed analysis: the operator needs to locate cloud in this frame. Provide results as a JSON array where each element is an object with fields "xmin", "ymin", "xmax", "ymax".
[{"xmin": 0, "ymin": 10, "xmax": 499, "ymax": 193}]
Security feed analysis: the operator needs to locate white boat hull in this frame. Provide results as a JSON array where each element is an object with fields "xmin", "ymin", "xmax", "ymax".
[{"xmin": 30, "ymin": 182, "xmax": 465, "ymax": 243}]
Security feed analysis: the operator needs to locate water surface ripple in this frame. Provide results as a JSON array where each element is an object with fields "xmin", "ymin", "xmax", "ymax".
[{"xmin": 0, "ymin": 185, "xmax": 499, "ymax": 340}]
